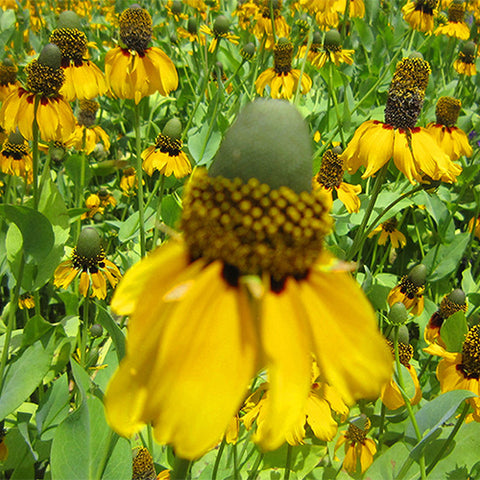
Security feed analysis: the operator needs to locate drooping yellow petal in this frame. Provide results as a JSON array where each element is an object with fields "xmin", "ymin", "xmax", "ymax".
[
  {"xmin": 255, "ymin": 278, "xmax": 311, "ymax": 450},
  {"xmin": 299, "ymin": 269, "xmax": 392, "ymax": 404},
  {"xmin": 142, "ymin": 263, "xmax": 258, "ymax": 459}
]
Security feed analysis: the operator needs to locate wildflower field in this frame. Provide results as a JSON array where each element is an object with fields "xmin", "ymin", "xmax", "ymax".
[{"xmin": 1, "ymin": 0, "xmax": 480, "ymax": 478}]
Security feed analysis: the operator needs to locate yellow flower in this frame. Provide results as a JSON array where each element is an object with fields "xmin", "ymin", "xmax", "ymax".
[
  {"xmin": 104, "ymin": 100, "xmax": 392, "ymax": 460},
  {"xmin": 402, "ymin": 0, "xmax": 438, "ymax": 33},
  {"xmin": 141, "ymin": 118, "xmax": 192, "ymax": 178},
  {"xmin": 342, "ymin": 57, "xmax": 461, "ymax": 184},
  {"xmin": 256, "ymin": 38, "xmax": 312, "ymax": 99},
  {"xmin": 0, "ymin": 44, "xmax": 75, "ymax": 142},
  {"xmin": 454, "ymin": 41, "xmax": 478, "ymax": 76},
  {"xmin": 434, "ymin": 1, "xmax": 470, "ymax": 39},
  {"xmin": 299, "ymin": 0, "xmax": 340, "ymax": 30},
  {"xmin": 233, "ymin": 0, "xmax": 260, "ymax": 30},
  {"xmin": 0, "ymin": 58, "xmax": 19, "ymax": 102},
  {"xmin": 176, "ymin": 18, "xmax": 206, "ymax": 46},
  {"xmin": 49, "ymin": 13, "xmax": 107, "ymax": 101},
  {"xmin": 0, "ymin": 132, "xmax": 33, "ymax": 183},
  {"xmin": 313, "ymin": 148, "xmax": 361, "ymax": 213},
  {"xmin": 388, "ymin": 264, "xmax": 426, "ymax": 316},
  {"xmin": 18, "ymin": 293, "xmax": 35, "ymax": 310},
  {"xmin": 243, "ymin": 360, "xmax": 349, "ymax": 445},
  {"xmin": 199, "ymin": 15, "xmax": 239, "ymax": 53},
  {"xmin": 65, "ymin": 100, "xmax": 110, "ymax": 154},
  {"xmin": 253, "ymin": 0, "xmax": 290, "ymax": 49},
  {"xmin": 426, "ymin": 96, "xmax": 472, "ymax": 161},
  {"xmin": 334, "ymin": 415, "xmax": 377, "ymax": 474},
  {"xmin": 105, "ymin": 6, "xmax": 178, "ymax": 104},
  {"xmin": 54, "ymin": 227, "xmax": 121, "ymax": 300},
  {"xmin": 469, "ymin": 216, "xmax": 480, "ymax": 239},
  {"xmin": 424, "ymin": 289, "xmax": 467, "ymax": 346},
  {"xmin": 132, "ymin": 447, "xmax": 156, "ymax": 480},
  {"xmin": 368, "ymin": 217, "xmax": 407, "ymax": 248},
  {"xmin": 424, "ymin": 324, "xmax": 480, "ymax": 418},
  {"xmin": 120, "ymin": 167, "xmax": 141, "ymax": 196},
  {"xmin": 381, "ymin": 338, "xmax": 422, "ymax": 410},
  {"xmin": 310, "ymin": 29, "xmax": 354, "ymax": 69}
]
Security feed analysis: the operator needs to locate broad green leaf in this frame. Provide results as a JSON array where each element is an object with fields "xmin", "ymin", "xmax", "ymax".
[
  {"xmin": 65, "ymin": 154, "xmax": 93, "ymax": 188},
  {"xmin": 51, "ymin": 402, "xmax": 90, "ymax": 480},
  {"xmin": 0, "ymin": 205, "xmax": 54, "ymax": 262},
  {"xmin": 426, "ymin": 421, "xmax": 480, "ymax": 479},
  {"xmin": 365, "ymin": 442, "xmax": 413, "ymax": 480},
  {"xmin": 2, "ymin": 428, "xmax": 35, "ymax": 480},
  {"xmin": 406, "ymin": 390, "xmax": 476, "ymax": 461},
  {"xmin": 22, "ymin": 314, "xmax": 54, "ymax": 348},
  {"xmin": 423, "ymin": 233, "xmax": 470, "ymax": 282},
  {"xmin": 51, "ymin": 395, "xmax": 131, "ymax": 480},
  {"xmin": 0, "ymin": 334, "xmax": 55, "ymax": 419},
  {"xmin": 187, "ymin": 124, "xmax": 222, "ymax": 166},
  {"xmin": 36, "ymin": 374, "xmax": 70, "ymax": 440},
  {"xmin": 118, "ymin": 206, "xmax": 155, "ymax": 242},
  {"xmin": 441, "ymin": 311, "xmax": 469, "ymax": 353}
]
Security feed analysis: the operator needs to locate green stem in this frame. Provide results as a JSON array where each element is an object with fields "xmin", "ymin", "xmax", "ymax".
[
  {"xmin": 326, "ymin": 63, "xmax": 346, "ymax": 145},
  {"xmin": 152, "ymin": 175, "xmax": 166, "ymax": 249},
  {"xmin": 0, "ymin": 253, "xmax": 26, "ymax": 393},
  {"xmin": 133, "ymin": 101, "xmax": 146, "ymax": 258},
  {"xmin": 247, "ymin": 451, "xmax": 263, "ymax": 480},
  {"xmin": 79, "ymin": 296, "xmax": 90, "ymax": 367},
  {"xmin": 393, "ymin": 326, "xmax": 426, "ymax": 480},
  {"xmin": 425, "ymin": 402, "xmax": 470, "ymax": 476},
  {"xmin": 293, "ymin": 29, "xmax": 312, "ymax": 105},
  {"xmin": 32, "ymin": 96, "xmax": 40, "ymax": 210},
  {"xmin": 346, "ymin": 163, "xmax": 389, "ymax": 261},
  {"xmin": 212, "ymin": 439, "xmax": 226, "ymax": 480},
  {"xmin": 171, "ymin": 456, "xmax": 192, "ymax": 480},
  {"xmin": 94, "ymin": 429, "xmax": 116, "ymax": 480},
  {"xmin": 284, "ymin": 444, "xmax": 293, "ymax": 480}
]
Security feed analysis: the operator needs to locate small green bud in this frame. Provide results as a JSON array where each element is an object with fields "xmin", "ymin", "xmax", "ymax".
[
  {"xmin": 209, "ymin": 99, "xmax": 312, "ymax": 193},
  {"xmin": 38, "ymin": 43, "xmax": 62, "ymax": 69},
  {"xmin": 213, "ymin": 15, "xmax": 230, "ymax": 35},
  {"xmin": 350, "ymin": 414, "xmax": 369, "ymax": 431},
  {"xmin": 8, "ymin": 131, "xmax": 24, "ymax": 145},
  {"xmin": 324, "ymin": 29, "xmax": 341, "ymax": 47},
  {"xmin": 76, "ymin": 227, "xmax": 102, "ymax": 258},
  {"xmin": 241, "ymin": 42, "xmax": 256, "ymax": 58},
  {"xmin": 312, "ymin": 31, "xmax": 322, "ymax": 44},
  {"xmin": 389, "ymin": 302, "xmax": 408, "ymax": 325},
  {"xmin": 389, "ymin": 325, "xmax": 410, "ymax": 344},
  {"xmin": 171, "ymin": 0, "xmax": 182, "ymax": 14},
  {"xmin": 162, "ymin": 118, "xmax": 182, "ymax": 140},
  {"xmin": 187, "ymin": 17, "xmax": 197, "ymax": 34},
  {"xmin": 461, "ymin": 41, "xmax": 476, "ymax": 57},
  {"xmin": 448, "ymin": 288, "xmax": 466, "ymax": 305},
  {"xmin": 408, "ymin": 264, "xmax": 427, "ymax": 287},
  {"xmin": 90, "ymin": 323, "xmax": 103, "ymax": 338},
  {"xmin": 57, "ymin": 10, "xmax": 82, "ymax": 30},
  {"xmin": 408, "ymin": 51, "xmax": 424, "ymax": 59},
  {"xmin": 332, "ymin": 145, "xmax": 343, "ymax": 155}
]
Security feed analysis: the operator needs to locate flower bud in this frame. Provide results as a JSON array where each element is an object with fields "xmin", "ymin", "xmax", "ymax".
[
  {"xmin": 389, "ymin": 302, "xmax": 408, "ymax": 325},
  {"xmin": 76, "ymin": 227, "xmax": 102, "ymax": 258},
  {"xmin": 38, "ymin": 43, "xmax": 62, "ymax": 70},
  {"xmin": 162, "ymin": 118, "xmax": 182, "ymax": 140},
  {"xmin": 209, "ymin": 99, "xmax": 312, "ymax": 193}
]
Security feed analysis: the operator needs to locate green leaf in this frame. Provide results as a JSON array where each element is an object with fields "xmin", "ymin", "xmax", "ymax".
[
  {"xmin": 406, "ymin": 390, "xmax": 476, "ymax": 461},
  {"xmin": 65, "ymin": 154, "xmax": 93, "ymax": 187},
  {"xmin": 441, "ymin": 310, "xmax": 469, "ymax": 353},
  {"xmin": 51, "ymin": 396, "xmax": 131, "ymax": 480},
  {"xmin": 22, "ymin": 314, "xmax": 54, "ymax": 348},
  {"xmin": 187, "ymin": 124, "xmax": 222, "ymax": 167},
  {"xmin": 36, "ymin": 373, "xmax": 70, "ymax": 441},
  {"xmin": 0, "ymin": 205, "xmax": 54, "ymax": 262},
  {"xmin": 365, "ymin": 442, "xmax": 413, "ymax": 480},
  {"xmin": 0, "ymin": 334, "xmax": 55, "ymax": 419},
  {"xmin": 423, "ymin": 233, "xmax": 470, "ymax": 282},
  {"xmin": 51, "ymin": 401, "xmax": 90, "ymax": 480}
]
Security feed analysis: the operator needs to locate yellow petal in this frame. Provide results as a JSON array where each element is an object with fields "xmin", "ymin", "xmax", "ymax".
[
  {"xmin": 255, "ymin": 279, "xmax": 311, "ymax": 450},
  {"xmin": 299, "ymin": 269, "xmax": 392, "ymax": 404}
]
